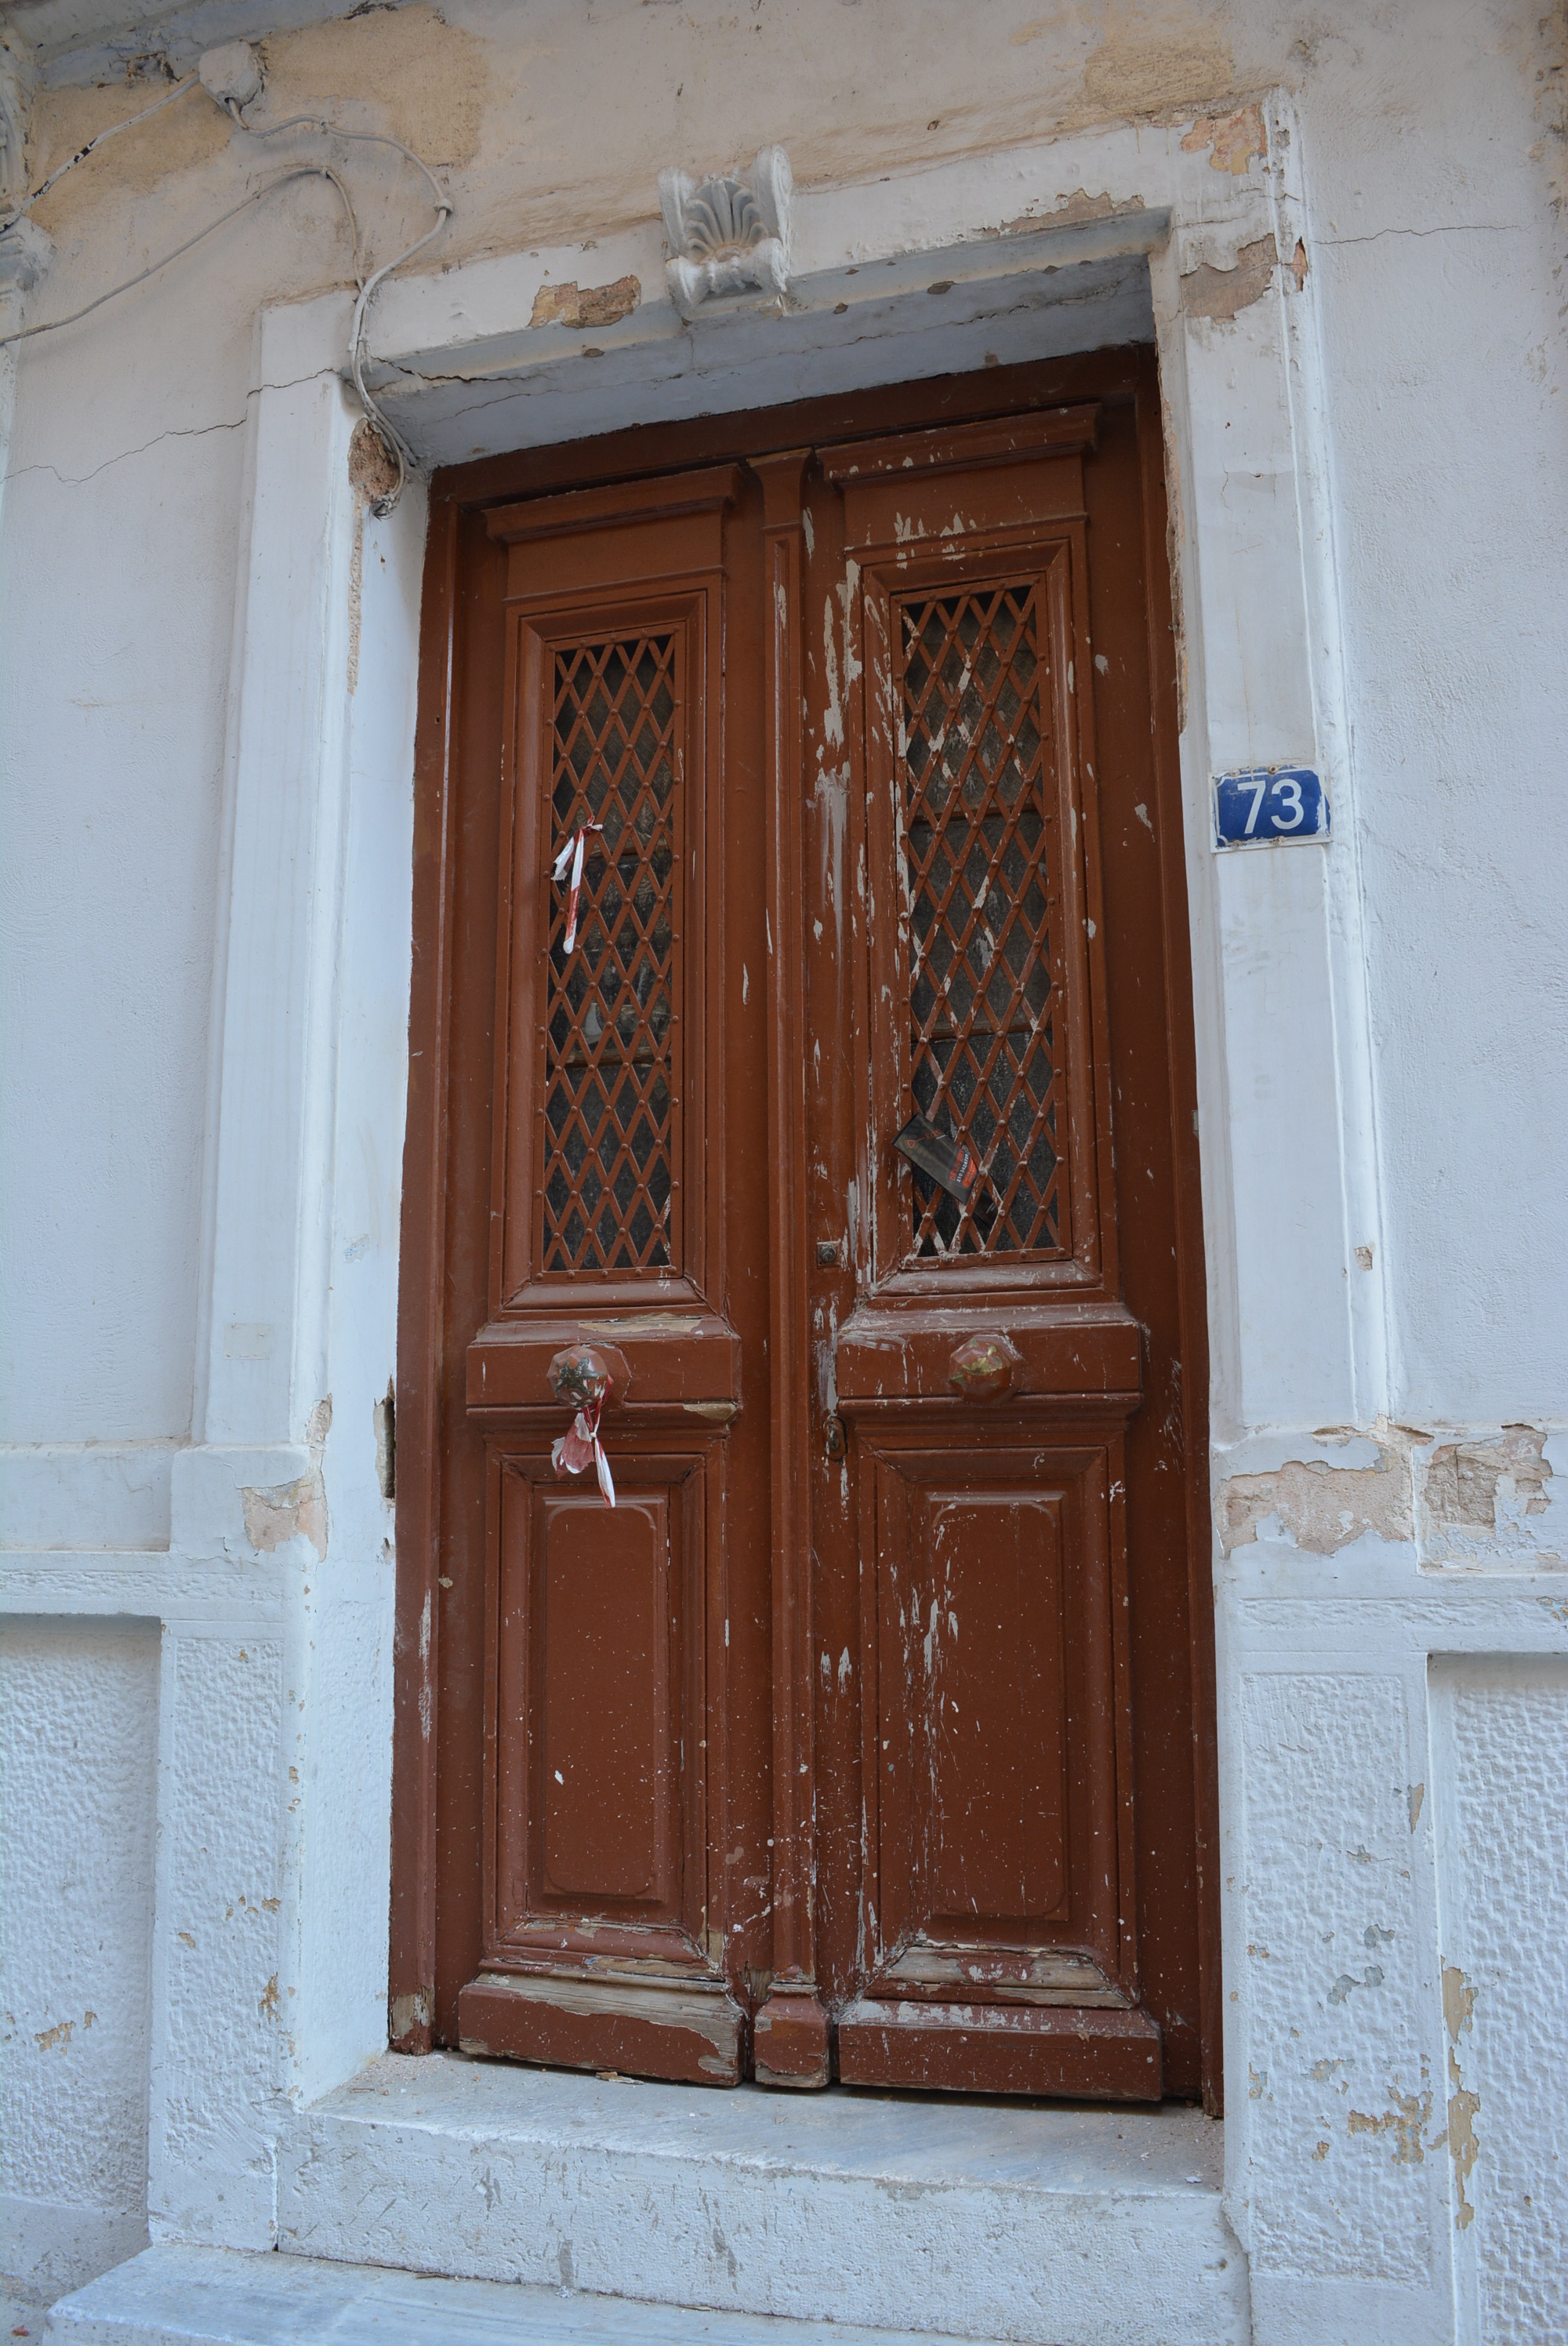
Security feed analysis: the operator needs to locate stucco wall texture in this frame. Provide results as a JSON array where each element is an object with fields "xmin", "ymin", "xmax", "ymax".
[{"xmin": 0, "ymin": 1618, "xmax": 158, "ymax": 2293}]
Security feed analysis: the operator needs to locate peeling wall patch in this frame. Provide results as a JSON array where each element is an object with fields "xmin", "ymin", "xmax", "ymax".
[
  {"xmin": 1218, "ymin": 1447, "xmax": 1412, "ymax": 1554},
  {"xmin": 241, "ymin": 1396, "xmax": 332, "ymax": 1561},
  {"xmin": 1347, "ymin": 2079, "xmax": 1431, "ymax": 2166},
  {"xmin": 1181, "ymin": 234, "xmax": 1279, "ymax": 324},
  {"xmin": 531, "ymin": 275, "xmax": 641, "ymax": 329},
  {"xmin": 1181, "ymin": 104, "xmax": 1267, "ymax": 175},
  {"xmin": 1425, "ymin": 1424, "xmax": 1551, "ymax": 1528}
]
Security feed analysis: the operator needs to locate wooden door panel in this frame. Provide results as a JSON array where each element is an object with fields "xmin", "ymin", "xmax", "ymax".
[
  {"xmin": 489, "ymin": 1447, "xmax": 713, "ymax": 1966},
  {"xmin": 916, "ymin": 1489, "xmax": 1069, "ymax": 1926},
  {"xmin": 449, "ymin": 467, "xmax": 760, "ymax": 2084},
  {"xmin": 461, "ymin": 1436, "xmax": 738, "ymax": 2078},
  {"xmin": 837, "ymin": 1999, "xmax": 1161, "ymax": 2100},
  {"xmin": 399, "ymin": 359, "xmax": 1217, "ymax": 2110},
  {"xmin": 862, "ymin": 1436, "xmax": 1129, "ymax": 1996},
  {"xmin": 822, "ymin": 416, "xmax": 1116, "ymax": 1311},
  {"xmin": 535, "ymin": 1488, "xmax": 673, "ymax": 1908},
  {"xmin": 510, "ymin": 608, "xmax": 692, "ymax": 1296},
  {"xmin": 817, "ymin": 407, "xmax": 1160, "ymax": 2097},
  {"xmin": 880, "ymin": 1480, "xmax": 1070, "ymax": 1937},
  {"xmin": 488, "ymin": 511, "xmax": 731, "ymax": 1323}
]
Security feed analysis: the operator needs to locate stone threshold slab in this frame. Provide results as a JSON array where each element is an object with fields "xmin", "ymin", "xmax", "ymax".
[
  {"xmin": 273, "ymin": 2054, "xmax": 1248, "ymax": 2346},
  {"xmin": 45, "ymin": 2245, "xmax": 1005, "ymax": 2345}
]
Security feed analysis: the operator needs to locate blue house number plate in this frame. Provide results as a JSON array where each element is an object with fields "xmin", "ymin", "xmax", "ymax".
[{"xmin": 1213, "ymin": 766, "xmax": 1330, "ymax": 848}]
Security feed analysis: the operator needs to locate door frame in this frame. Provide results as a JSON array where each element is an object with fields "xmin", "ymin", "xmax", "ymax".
[
  {"xmin": 389, "ymin": 350, "xmax": 1222, "ymax": 2101},
  {"xmin": 95, "ymin": 91, "xmax": 1396, "ymax": 2253}
]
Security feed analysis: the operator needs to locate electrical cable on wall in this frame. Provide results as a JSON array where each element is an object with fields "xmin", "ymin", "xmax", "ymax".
[
  {"xmin": 230, "ymin": 105, "xmax": 452, "ymax": 514},
  {"xmin": 0, "ymin": 44, "xmax": 450, "ymax": 514},
  {"xmin": 0, "ymin": 70, "xmax": 201, "ymax": 232}
]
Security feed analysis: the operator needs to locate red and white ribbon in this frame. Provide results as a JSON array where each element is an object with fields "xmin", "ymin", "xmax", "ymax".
[
  {"xmin": 551, "ymin": 1393, "xmax": 616, "ymax": 1508},
  {"xmin": 552, "ymin": 823, "xmax": 602, "ymax": 954}
]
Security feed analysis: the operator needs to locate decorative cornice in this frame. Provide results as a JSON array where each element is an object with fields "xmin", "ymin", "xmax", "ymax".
[{"xmin": 658, "ymin": 146, "xmax": 792, "ymax": 322}]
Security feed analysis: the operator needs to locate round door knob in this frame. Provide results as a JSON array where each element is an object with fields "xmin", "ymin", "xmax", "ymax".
[
  {"xmin": 548, "ymin": 1345, "xmax": 619, "ymax": 1409},
  {"xmin": 947, "ymin": 1331, "xmax": 1021, "ymax": 1400}
]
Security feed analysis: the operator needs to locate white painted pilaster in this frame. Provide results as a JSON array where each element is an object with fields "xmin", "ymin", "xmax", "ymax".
[{"xmin": 148, "ymin": 292, "xmax": 420, "ymax": 2239}]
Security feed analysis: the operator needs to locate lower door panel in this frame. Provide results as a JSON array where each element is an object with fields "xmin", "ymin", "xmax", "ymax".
[
  {"xmin": 457, "ymin": 1436, "xmax": 743, "ymax": 2084},
  {"xmin": 838, "ymin": 1416, "xmax": 1158, "ymax": 2100}
]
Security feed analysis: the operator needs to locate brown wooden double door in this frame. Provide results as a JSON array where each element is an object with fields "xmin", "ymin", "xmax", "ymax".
[{"xmin": 394, "ymin": 355, "xmax": 1218, "ymax": 2106}]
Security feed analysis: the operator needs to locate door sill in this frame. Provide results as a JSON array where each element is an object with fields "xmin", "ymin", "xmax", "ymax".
[{"xmin": 278, "ymin": 2052, "xmax": 1246, "ymax": 2346}]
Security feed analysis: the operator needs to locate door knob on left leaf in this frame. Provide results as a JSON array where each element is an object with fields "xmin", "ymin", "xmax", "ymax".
[
  {"xmin": 947, "ymin": 1331, "xmax": 1021, "ymax": 1400},
  {"xmin": 547, "ymin": 1344, "xmax": 629, "ymax": 1409}
]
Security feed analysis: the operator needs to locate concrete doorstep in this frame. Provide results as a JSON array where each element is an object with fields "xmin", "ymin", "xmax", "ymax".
[
  {"xmin": 48, "ymin": 2059, "xmax": 1247, "ymax": 2345},
  {"xmin": 44, "ymin": 2246, "xmax": 1004, "ymax": 2346}
]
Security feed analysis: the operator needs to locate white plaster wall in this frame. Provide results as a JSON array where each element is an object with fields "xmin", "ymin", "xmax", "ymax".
[
  {"xmin": 1299, "ymin": 10, "xmax": 1568, "ymax": 1427},
  {"xmin": 0, "ymin": 278, "xmax": 251, "ymax": 1451},
  {"xmin": 1430, "ymin": 1658, "xmax": 1568, "ymax": 2346},
  {"xmin": 0, "ymin": 1, "xmax": 1558, "ymax": 1476},
  {"xmin": 0, "ymin": 1617, "xmax": 158, "ymax": 2297}
]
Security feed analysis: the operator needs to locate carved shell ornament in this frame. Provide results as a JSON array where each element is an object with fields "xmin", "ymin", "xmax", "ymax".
[
  {"xmin": 683, "ymin": 176, "xmax": 768, "ymax": 258},
  {"xmin": 659, "ymin": 146, "xmax": 793, "ymax": 321}
]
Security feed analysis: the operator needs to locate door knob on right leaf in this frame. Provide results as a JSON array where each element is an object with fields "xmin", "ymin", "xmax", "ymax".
[{"xmin": 947, "ymin": 1331, "xmax": 1021, "ymax": 1400}]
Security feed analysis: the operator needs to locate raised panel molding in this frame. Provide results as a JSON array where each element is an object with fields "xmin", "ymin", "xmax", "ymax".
[
  {"xmin": 485, "ymin": 1447, "xmax": 716, "ymax": 1970},
  {"xmin": 846, "ymin": 1428, "xmax": 1149, "ymax": 2099}
]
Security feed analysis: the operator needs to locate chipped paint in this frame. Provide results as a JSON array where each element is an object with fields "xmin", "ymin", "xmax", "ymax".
[
  {"xmin": 1079, "ymin": 14, "xmax": 1236, "ymax": 124},
  {"xmin": 1181, "ymin": 104, "xmax": 1268, "ymax": 175},
  {"xmin": 1347, "ymin": 2075, "xmax": 1431, "ymax": 2165},
  {"xmin": 1425, "ymin": 1423, "xmax": 1551, "ymax": 1527},
  {"xmin": 822, "ymin": 594, "xmax": 844, "ymax": 750},
  {"xmin": 1218, "ymin": 1440, "xmax": 1413, "ymax": 1553},
  {"xmin": 346, "ymin": 423, "xmax": 400, "ymax": 695},
  {"xmin": 1181, "ymin": 234, "xmax": 1279, "ymax": 324},
  {"xmin": 530, "ymin": 276, "xmax": 641, "ymax": 329},
  {"xmin": 1440, "ymin": 1963, "xmax": 1481, "ymax": 2229},
  {"xmin": 241, "ymin": 1397, "xmax": 332, "ymax": 1561},
  {"xmin": 996, "ymin": 187, "xmax": 1148, "ymax": 234}
]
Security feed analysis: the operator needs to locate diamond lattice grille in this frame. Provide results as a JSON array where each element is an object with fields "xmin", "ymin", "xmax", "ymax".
[
  {"xmin": 542, "ymin": 634, "xmax": 680, "ymax": 1273},
  {"xmin": 898, "ymin": 583, "xmax": 1062, "ymax": 1258}
]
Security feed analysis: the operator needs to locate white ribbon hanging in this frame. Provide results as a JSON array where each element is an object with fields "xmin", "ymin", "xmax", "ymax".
[
  {"xmin": 552, "ymin": 822, "xmax": 603, "ymax": 954},
  {"xmin": 550, "ymin": 1392, "xmax": 616, "ymax": 1508}
]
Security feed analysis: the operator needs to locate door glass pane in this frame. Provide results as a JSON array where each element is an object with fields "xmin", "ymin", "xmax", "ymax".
[
  {"xmin": 897, "ymin": 583, "xmax": 1062, "ymax": 1258},
  {"xmin": 542, "ymin": 634, "xmax": 679, "ymax": 1273}
]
